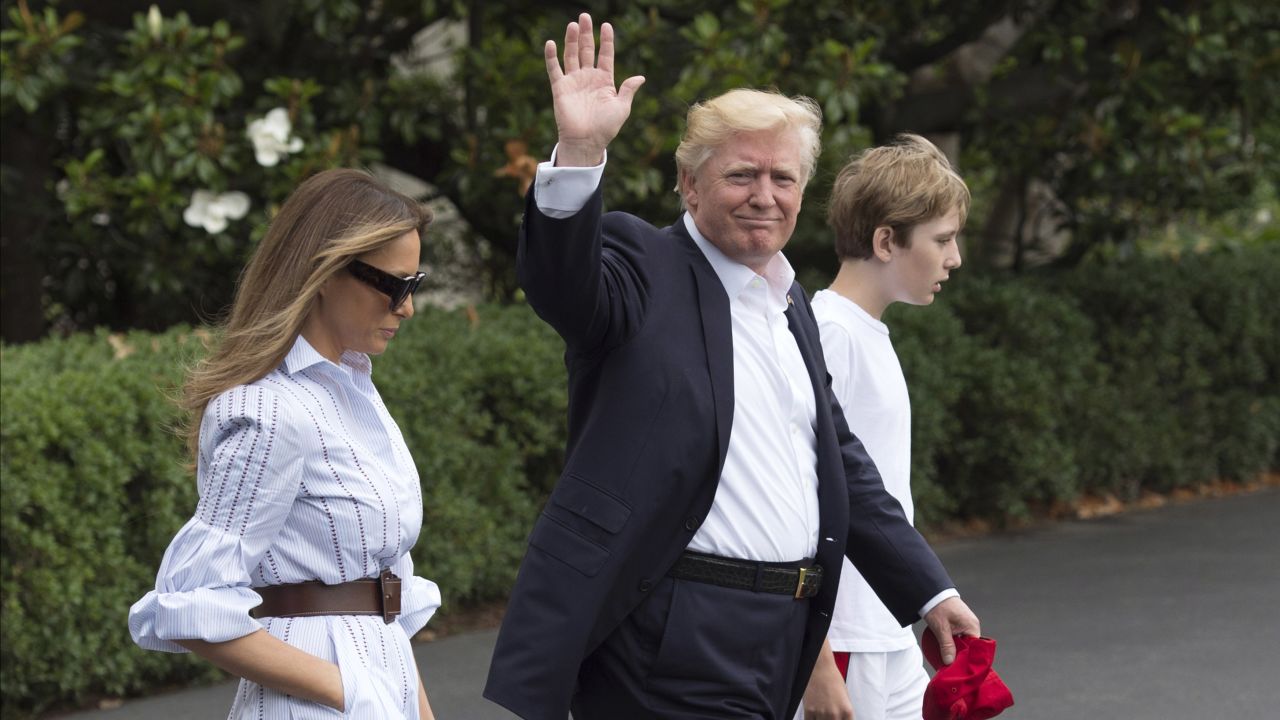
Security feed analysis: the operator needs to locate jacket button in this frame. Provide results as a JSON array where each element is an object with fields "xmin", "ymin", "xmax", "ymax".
[
  {"xmin": 638, "ymin": 579, "xmax": 653, "ymax": 592},
  {"xmin": 684, "ymin": 516, "xmax": 700, "ymax": 531}
]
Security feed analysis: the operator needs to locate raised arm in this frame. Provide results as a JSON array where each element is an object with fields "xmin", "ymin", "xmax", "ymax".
[
  {"xmin": 546, "ymin": 13, "xmax": 645, "ymax": 167},
  {"xmin": 519, "ymin": 14, "xmax": 651, "ymax": 353}
]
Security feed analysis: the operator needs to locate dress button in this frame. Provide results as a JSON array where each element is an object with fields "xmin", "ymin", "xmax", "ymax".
[
  {"xmin": 684, "ymin": 516, "xmax": 700, "ymax": 531},
  {"xmin": 638, "ymin": 579, "xmax": 653, "ymax": 593}
]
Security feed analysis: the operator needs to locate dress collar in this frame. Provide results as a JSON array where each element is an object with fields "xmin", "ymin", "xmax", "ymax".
[{"xmin": 283, "ymin": 334, "xmax": 372, "ymax": 377}]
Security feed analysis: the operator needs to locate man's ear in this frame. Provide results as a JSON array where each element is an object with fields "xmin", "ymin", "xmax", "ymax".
[
  {"xmin": 872, "ymin": 226, "xmax": 896, "ymax": 262},
  {"xmin": 679, "ymin": 169, "xmax": 698, "ymax": 211}
]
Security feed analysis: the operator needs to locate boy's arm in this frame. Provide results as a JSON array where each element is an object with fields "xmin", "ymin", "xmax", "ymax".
[{"xmin": 801, "ymin": 639, "xmax": 854, "ymax": 720}]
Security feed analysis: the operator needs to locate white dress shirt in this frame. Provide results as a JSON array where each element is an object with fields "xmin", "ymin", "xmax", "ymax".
[
  {"xmin": 681, "ymin": 216, "xmax": 821, "ymax": 561},
  {"xmin": 536, "ymin": 150, "xmax": 820, "ymax": 561}
]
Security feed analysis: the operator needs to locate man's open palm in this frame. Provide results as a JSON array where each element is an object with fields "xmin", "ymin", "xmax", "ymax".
[{"xmin": 545, "ymin": 13, "xmax": 644, "ymax": 167}]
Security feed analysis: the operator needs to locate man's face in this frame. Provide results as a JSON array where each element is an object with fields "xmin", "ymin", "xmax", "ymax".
[
  {"xmin": 888, "ymin": 208, "xmax": 963, "ymax": 306},
  {"xmin": 681, "ymin": 128, "xmax": 804, "ymax": 273}
]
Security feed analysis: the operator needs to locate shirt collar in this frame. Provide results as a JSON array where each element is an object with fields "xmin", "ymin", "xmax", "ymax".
[
  {"xmin": 820, "ymin": 289, "xmax": 890, "ymax": 336},
  {"xmin": 283, "ymin": 334, "xmax": 373, "ymax": 377},
  {"xmin": 683, "ymin": 213, "xmax": 796, "ymax": 307}
]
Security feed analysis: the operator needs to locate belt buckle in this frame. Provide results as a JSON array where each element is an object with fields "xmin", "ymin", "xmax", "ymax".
[
  {"xmin": 793, "ymin": 567, "xmax": 809, "ymax": 599},
  {"xmin": 379, "ymin": 568, "xmax": 402, "ymax": 624}
]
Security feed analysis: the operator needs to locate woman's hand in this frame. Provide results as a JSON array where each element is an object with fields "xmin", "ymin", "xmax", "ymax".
[{"xmin": 177, "ymin": 632, "xmax": 344, "ymax": 710}]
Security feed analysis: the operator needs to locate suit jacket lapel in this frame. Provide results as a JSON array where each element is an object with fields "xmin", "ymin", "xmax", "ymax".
[
  {"xmin": 673, "ymin": 220, "xmax": 735, "ymax": 472},
  {"xmin": 784, "ymin": 286, "xmax": 826, "ymax": 413}
]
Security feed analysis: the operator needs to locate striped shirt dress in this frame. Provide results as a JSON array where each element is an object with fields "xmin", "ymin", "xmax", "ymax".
[{"xmin": 130, "ymin": 336, "xmax": 441, "ymax": 718}]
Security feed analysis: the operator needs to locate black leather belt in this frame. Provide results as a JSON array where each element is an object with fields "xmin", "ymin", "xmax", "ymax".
[{"xmin": 669, "ymin": 551, "xmax": 823, "ymax": 599}]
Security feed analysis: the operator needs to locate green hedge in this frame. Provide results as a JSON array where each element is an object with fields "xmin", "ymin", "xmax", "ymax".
[
  {"xmin": 888, "ymin": 243, "xmax": 1280, "ymax": 524},
  {"xmin": 2, "ymin": 246, "xmax": 1278, "ymax": 716}
]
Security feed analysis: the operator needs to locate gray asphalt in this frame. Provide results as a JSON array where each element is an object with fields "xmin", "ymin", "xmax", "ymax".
[{"xmin": 55, "ymin": 487, "xmax": 1280, "ymax": 719}]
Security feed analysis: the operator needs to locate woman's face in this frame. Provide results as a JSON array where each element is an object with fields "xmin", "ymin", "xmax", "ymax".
[{"xmin": 305, "ymin": 229, "xmax": 421, "ymax": 363}]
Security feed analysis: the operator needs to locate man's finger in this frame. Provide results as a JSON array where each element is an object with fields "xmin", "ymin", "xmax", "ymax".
[
  {"xmin": 577, "ymin": 13, "xmax": 595, "ymax": 71},
  {"xmin": 618, "ymin": 75, "xmax": 646, "ymax": 104},
  {"xmin": 544, "ymin": 40, "xmax": 563, "ymax": 82},
  {"xmin": 937, "ymin": 623, "xmax": 957, "ymax": 665},
  {"xmin": 598, "ymin": 22, "xmax": 615, "ymax": 76},
  {"xmin": 563, "ymin": 21, "xmax": 579, "ymax": 73}
]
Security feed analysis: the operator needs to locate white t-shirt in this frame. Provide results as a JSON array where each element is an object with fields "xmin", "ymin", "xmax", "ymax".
[{"xmin": 812, "ymin": 289, "xmax": 917, "ymax": 653}]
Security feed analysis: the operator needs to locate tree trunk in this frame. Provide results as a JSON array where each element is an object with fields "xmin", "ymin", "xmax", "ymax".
[{"xmin": 1, "ymin": 122, "xmax": 52, "ymax": 343}]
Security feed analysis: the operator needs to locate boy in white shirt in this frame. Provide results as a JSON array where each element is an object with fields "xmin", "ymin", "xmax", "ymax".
[{"xmin": 799, "ymin": 134, "xmax": 969, "ymax": 720}]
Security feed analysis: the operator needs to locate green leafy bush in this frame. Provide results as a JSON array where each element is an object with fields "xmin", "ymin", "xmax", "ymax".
[
  {"xmin": 0, "ymin": 328, "xmax": 215, "ymax": 716},
  {"xmin": 931, "ymin": 278, "xmax": 1100, "ymax": 519},
  {"xmin": 881, "ymin": 301, "xmax": 968, "ymax": 525},
  {"xmin": 888, "ymin": 246, "xmax": 1279, "ymax": 523}
]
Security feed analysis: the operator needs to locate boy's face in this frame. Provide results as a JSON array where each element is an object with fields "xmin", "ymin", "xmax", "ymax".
[{"xmin": 887, "ymin": 207, "xmax": 963, "ymax": 306}]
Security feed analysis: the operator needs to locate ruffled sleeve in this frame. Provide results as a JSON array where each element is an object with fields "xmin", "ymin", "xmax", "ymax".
[
  {"xmin": 129, "ymin": 385, "xmax": 303, "ymax": 653},
  {"xmin": 390, "ymin": 551, "xmax": 441, "ymax": 638}
]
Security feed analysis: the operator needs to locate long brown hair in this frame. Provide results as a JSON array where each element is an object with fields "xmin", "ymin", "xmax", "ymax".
[{"xmin": 181, "ymin": 168, "xmax": 432, "ymax": 457}]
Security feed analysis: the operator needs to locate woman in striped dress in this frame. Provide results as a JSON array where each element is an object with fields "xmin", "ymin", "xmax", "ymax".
[{"xmin": 130, "ymin": 169, "xmax": 441, "ymax": 718}]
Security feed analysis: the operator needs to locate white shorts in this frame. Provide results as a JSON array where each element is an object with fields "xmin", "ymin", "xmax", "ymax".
[{"xmin": 795, "ymin": 643, "xmax": 930, "ymax": 720}]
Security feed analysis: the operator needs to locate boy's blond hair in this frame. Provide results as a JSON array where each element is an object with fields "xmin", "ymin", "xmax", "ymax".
[{"xmin": 828, "ymin": 134, "xmax": 970, "ymax": 260}]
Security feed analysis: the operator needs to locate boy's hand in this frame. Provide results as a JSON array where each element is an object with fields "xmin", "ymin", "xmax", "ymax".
[{"xmin": 802, "ymin": 641, "xmax": 854, "ymax": 720}]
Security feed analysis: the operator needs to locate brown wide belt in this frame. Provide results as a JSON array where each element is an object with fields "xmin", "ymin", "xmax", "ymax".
[
  {"xmin": 251, "ymin": 568, "xmax": 402, "ymax": 624},
  {"xmin": 669, "ymin": 550, "xmax": 823, "ymax": 599}
]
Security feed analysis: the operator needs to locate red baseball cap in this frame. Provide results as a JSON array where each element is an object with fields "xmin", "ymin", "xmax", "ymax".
[{"xmin": 921, "ymin": 628, "xmax": 1015, "ymax": 720}]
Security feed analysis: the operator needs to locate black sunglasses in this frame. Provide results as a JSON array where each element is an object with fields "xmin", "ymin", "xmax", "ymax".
[{"xmin": 346, "ymin": 259, "xmax": 427, "ymax": 311}]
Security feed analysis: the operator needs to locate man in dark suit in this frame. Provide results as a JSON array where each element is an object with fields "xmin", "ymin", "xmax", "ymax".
[{"xmin": 484, "ymin": 13, "xmax": 980, "ymax": 720}]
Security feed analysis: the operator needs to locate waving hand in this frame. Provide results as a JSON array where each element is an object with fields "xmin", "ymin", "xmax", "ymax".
[{"xmin": 545, "ymin": 13, "xmax": 645, "ymax": 167}]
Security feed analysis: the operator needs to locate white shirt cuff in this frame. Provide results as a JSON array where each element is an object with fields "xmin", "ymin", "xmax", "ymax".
[
  {"xmin": 919, "ymin": 588, "xmax": 960, "ymax": 618},
  {"xmin": 532, "ymin": 144, "xmax": 606, "ymax": 219}
]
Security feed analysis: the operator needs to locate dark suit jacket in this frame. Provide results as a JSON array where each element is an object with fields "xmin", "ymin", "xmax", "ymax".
[{"xmin": 484, "ymin": 187, "xmax": 952, "ymax": 719}]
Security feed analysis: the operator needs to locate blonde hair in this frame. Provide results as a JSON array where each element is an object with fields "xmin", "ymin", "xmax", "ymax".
[
  {"xmin": 674, "ymin": 89, "xmax": 822, "ymax": 201},
  {"xmin": 827, "ymin": 134, "xmax": 970, "ymax": 260},
  {"xmin": 181, "ymin": 168, "xmax": 432, "ymax": 457}
]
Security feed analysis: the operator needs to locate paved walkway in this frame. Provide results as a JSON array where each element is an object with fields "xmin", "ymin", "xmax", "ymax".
[{"xmin": 56, "ymin": 487, "xmax": 1279, "ymax": 719}]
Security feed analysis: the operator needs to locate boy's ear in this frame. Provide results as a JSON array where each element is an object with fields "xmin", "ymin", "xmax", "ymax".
[{"xmin": 872, "ymin": 226, "xmax": 896, "ymax": 262}]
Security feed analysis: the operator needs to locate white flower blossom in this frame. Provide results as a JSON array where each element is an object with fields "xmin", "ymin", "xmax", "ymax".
[
  {"xmin": 147, "ymin": 5, "xmax": 162, "ymax": 41},
  {"xmin": 183, "ymin": 190, "xmax": 250, "ymax": 234},
  {"xmin": 246, "ymin": 108, "xmax": 304, "ymax": 167},
  {"xmin": 92, "ymin": 212, "xmax": 111, "ymax": 226}
]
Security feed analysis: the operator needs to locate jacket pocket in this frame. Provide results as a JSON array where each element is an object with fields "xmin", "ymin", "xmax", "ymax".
[
  {"xmin": 529, "ymin": 513, "xmax": 610, "ymax": 577},
  {"xmin": 549, "ymin": 473, "xmax": 632, "ymax": 533}
]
